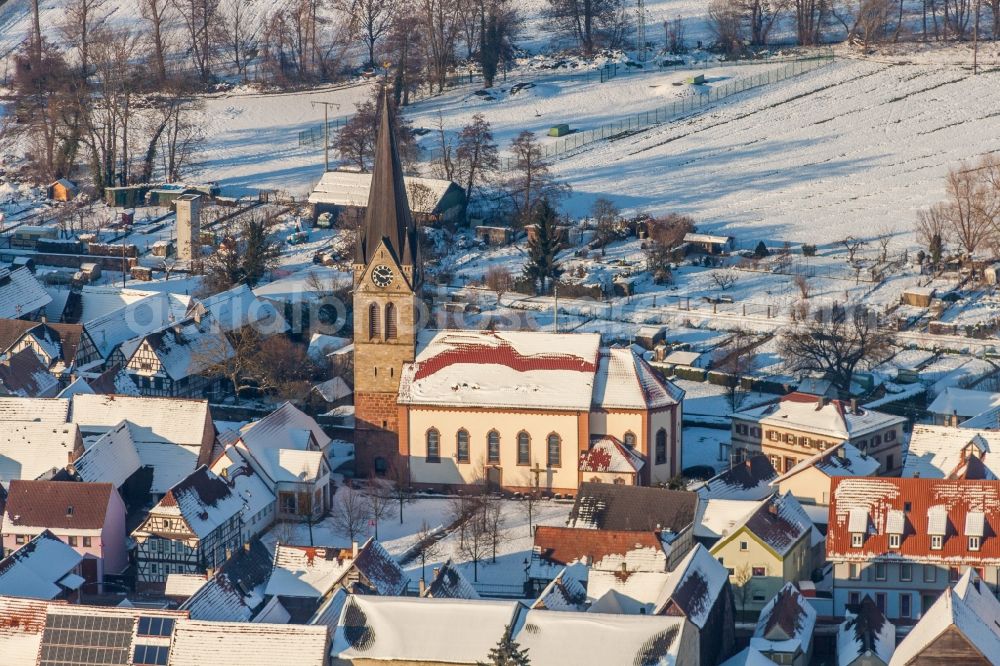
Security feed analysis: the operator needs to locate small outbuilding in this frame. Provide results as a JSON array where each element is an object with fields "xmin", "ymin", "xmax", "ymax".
[
  {"xmin": 548, "ymin": 124, "xmax": 571, "ymax": 137},
  {"xmin": 474, "ymin": 225, "xmax": 514, "ymax": 246},
  {"xmin": 47, "ymin": 179, "xmax": 79, "ymax": 202},
  {"xmin": 308, "ymin": 170, "xmax": 465, "ymax": 226},
  {"xmin": 684, "ymin": 232, "xmax": 735, "ymax": 255}
]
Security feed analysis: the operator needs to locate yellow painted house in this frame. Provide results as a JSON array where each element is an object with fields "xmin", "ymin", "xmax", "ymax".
[{"xmin": 710, "ymin": 492, "xmax": 818, "ymax": 615}]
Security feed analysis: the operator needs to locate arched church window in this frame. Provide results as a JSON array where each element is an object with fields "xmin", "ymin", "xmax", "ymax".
[
  {"xmin": 655, "ymin": 429, "xmax": 667, "ymax": 465},
  {"xmin": 517, "ymin": 432, "xmax": 531, "ymax": 465},
  {"xmin": 368, "ymin": 302, "xmax": 380, "ymax": 340},
  {"xmin": 623, "ymin": 432, "xmax": 637, "ymax": 449},
  {"xmin": 547, "ymin": 434, "xmax": 561, "ymax": 467},
  {"xmin": 487, "ymin": 430, "xmax": 501, "ymax": 464},
  {"xmin": 385, "ymin": 302, "xmax": 398, "ymax": 339},
  {"xmin": 456, "ymin": 430, "xmax": 470, "ymax": 463},
  {"xmin": 426, "ymin": 429, "xmax": 440, "ymax": 462}
]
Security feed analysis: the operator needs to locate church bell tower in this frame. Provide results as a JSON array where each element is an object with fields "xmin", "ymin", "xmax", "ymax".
[{"xmin": 352, "ymin": 90, "xmax": 421, "ymax": 477}]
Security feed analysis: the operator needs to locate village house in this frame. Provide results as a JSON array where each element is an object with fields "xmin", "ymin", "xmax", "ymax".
[
  {"xmin": 750, "ymin": 583, "xmax": 817, "ymax": 666},
  {"xmin": 232, "ymin": 402, "xmax": 332, "ymax": 521},
  {"xmin": 697, "ymin": 455, "xmax": 778, "ymax": 502},
  {"xmin": 309, "ymin": 169, "xmax": 466, "ymax": 226},
  {"xmin": 179, "ymin": 539, "xmax": 273, "ymax": 621},
  {"xmin": 839, "ymin": 596, "xmax": 895, "ymax": 666},
  {"xmin": 0, "ymin": 348, "xmax": 60, "ymax": 397},
  {"xmin": 0, "ymin": 319, "xmax": 91, "ymax": 377},
  {"xmin": 694, "ymin": 497, "xmax": 764, "ymax": 548},
  {"xmin": 710, "ymin": 492, "xmax": 819, "ymax": 615},
  {"xmin": 79, "ymin": 290, "xmax": 191, "ymax": 367},
  {"xmin": 827, "ymin": 476, "xmax": 1000, "ymax": 621},
  {"xmin": 730, "ymin": 392, "xmax": 906, "ymax": 474},
  {"xmin": 421, "ymin": 559, "xmax": 479, "ymax": 599},
  {"xmin": 902, "ymin": 425, "xmax": 1000, "ymax": 479},
  {"xmin": 0, "ymin": 267, "xmax": 52, "ymax": 320},
  {"xmin": 2, "ymin": 480, "xmax": 127, "ymax": 588},
  {"xmin": 0, "ymin": 421, "xmax": 83, "ymax": 488},
  {"xmin": 0, "ymin": 530, "xmax": 84, "ymax": 601},
  {"xmin": 566, "ymin": 482, "xmax": 699, "ymax": 570},
  {"xmin": 169, "ymin": 618, "xmax": 330, "ymax": 666},
  {"xmin": 0, "ymin": 596, "xmax": 58, "ymax": 666},
  {"xmin": 925, "ymin": 387, "xmax": 1000, "ymax": 426},
  {"xmin": 888, "ymin": 568, "xmax": 1000, "ymax": 665},
  {"xmin": 132, "ymin": 466, "xmax": 256, "ymax": 591}
]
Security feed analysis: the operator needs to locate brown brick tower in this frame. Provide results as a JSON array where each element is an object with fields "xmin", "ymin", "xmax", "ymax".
[{"xmin": 352, "ymin": 91, "xmax": 421, "ymax": 477}]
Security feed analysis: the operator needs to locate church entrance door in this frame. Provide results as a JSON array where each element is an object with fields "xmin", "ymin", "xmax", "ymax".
[{"xmin": 486, "ymin": 466, "xmax": 502, "ymax": 492}]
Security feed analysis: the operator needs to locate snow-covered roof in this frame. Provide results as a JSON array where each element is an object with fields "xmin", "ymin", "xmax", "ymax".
[
  {"xmin": 191, "ymin": 284, "xmax": 284, "ymax": 333},
  {"xmin": 513, "ymin": 608, "xmax": 690, "ymax": 666},
  {"xmin": 697, "ymin": 455, "xmax": 777, "ymax": 501},
  {"xmin": 239, "ymin": 402, "xmax": 331, "ymax": 455},
  {"xmin": 83, "ymin": 290, "xmax": 190, "ymax": 359},
  {"xmin": 587, "ymin": 570, "xmax": 671, "ymax": 614},
  {"xmin": 57, "ymin": 377, "xmax": 95, "ymax": 398},
  {"xmin": 169, "ymin": 619, "xmax": 329, "ymax": 666},
  {"xmin": 751, "ymin": 583, "xmax": 816, "ymax": 656},
  {"xmin": 652, "ymin": 544, "xmax": 730, "ymax": 628},
  {"xmin": 122, "ymin": 318, "xmax": 235, "ymax": 380},
  {"xmin": 592, "ymin": 347, "xmax": 683, "ymax": 411},
  {"xmin": 721, "ymin": 492, "xmax": 813, "ymax": 557},
  {"xmin": 165, "ymin": 573, "xmax": 209, "ymax": 598},
  {"xmin": 684, "ymin": 232, "xmax": 733, "ymax": 245},
  {"xmin": 903, "ymin": 425, "xmax": 1000, "ymax": 480},
  {"xmin": 734, "ymin": 393, "xmax": 905, "ymax": 440},
  {"xmin": 180, "ymin": 539, "xmax": 273, "ymax": 622},
  {"xmin": 532, "ymin": 526, "xmax": 667, "ymax": 578},
  {"xmin": 838, "ymin": 597, "xmax": 894, "ymax": 666},
  {"xmin": 0, "ymin": 531, "xmax": 83, "ymax": 600},
  {"xmin": 423, "ymin": 559, "xmax": 480, "ymax": 600},
  {"xmin": 252, "ymin": 595, "xmax": 291, "ymax": 624},
  {"xmin": 308, "ymin": 587, "xmax": 350, "ymax": 630},
  {"xmin": 399, "ymin": 330, "xmax": 601, "ymax": 411},
  {"xmin": 143, "ymin": 466, "xmax": 250, "ymax": 540},
  {"xmin": 0, "ymin": 267, "xmax": 51, "ymax": 319},
  {"xmin": 0, "ymin": 348, "xmax": 60, "ymax": 397},
  {"xmin": 0, "ymin": 422, "xmax": 80, "ymax": 488},
  {"xmin": 71, "ymin": 393, "xmax": 210, "ymax": 447},
  {"xmin": 0, "ymin": 596, "xmax": 55, "ymax": 666},
  {"xmin": 772, "ymin": 442, "xmax": 880, "ymax": 485},
  {"xmin": 927, "ymin": 386, "xmax": 1000, "ymax": 418},
  {"xmin": 891, "ymin": 569, "xmax": 1000, "ymax": 665},
  {"xmin": 828, "ymin": 477, "xmax": 1000, "ymax": 563},
  {"xmin": 265, "ymin": 544, "xmax": 354, "ymax": 599},
  {"xmin": 73, "ymin": 420, "xmax": 141, "ymax": 488},
  {"xmin": 134, "ymin": 441, "xmax": 201, "ymax": 495},
  {"xmin": 309, "ymin": 170, "xmax": 457, "ymax": 214},
  {"xmin": 208, "ymin": 445, "xmax": 276, "ymax": 520},
  {"xmin": 531, "ymin": 569, "xmax": 587, "ymax": 611},
  {"xmin": 253, "ymin": 266, "xmax": 350, "ymax": 305},
  {"xmin": 349, "ymin": 538, "xmax": 408, "ymax": 596},
  {"xmin": 721, "ymin": 647, "xmax": 779, "ymax": 666},
  {"xmin": 568, "ymin": 483, "xmax": 698, "ymax": 533},
  {"xmin": 308, "ymin": 334, "xmax": 351, "ymax": 359},
  {"xmin": 694, "ymin": 498, "xmax": 762, "ymax": 541},
  {"xmin": 579, "ymin": 435, "xmax": 645, "ymax": 474},
  {"xmin": 0, "ymin": 396, "xmax": 69, "ymax": 422},
  {"xmin": 312, "ymin": 377, "xmax": 352, "ymax": 403},
  {"xmin": 331, "ymin": 595, "xmax": 522, "ymax": 664}
]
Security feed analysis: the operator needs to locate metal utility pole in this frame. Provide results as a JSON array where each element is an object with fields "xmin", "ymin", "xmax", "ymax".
[{"xmin": 310, "ymin": 101, "xmax": 341, "ymax": 171}]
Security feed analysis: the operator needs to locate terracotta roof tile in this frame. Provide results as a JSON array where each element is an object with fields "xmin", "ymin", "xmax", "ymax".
[
  {"xmin": 4, "ymin": 480, "xmax": 114, "ymax": 530},
  {"xmin": 533, "ymin": 526, "xmax": 665, "ymax": 570}
]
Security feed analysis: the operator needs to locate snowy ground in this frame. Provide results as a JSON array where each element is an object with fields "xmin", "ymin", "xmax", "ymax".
[{"xmin": 261, "ymin": 495, "xmax": 573, "ymax": 589}]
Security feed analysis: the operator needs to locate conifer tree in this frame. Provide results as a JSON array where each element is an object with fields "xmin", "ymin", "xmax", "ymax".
[
  {"xmin": 478, "ymin": 628, "xmax": 530, "ymax": 666},
  {"xmin": 523, "ymin": 199, "xmax": 564, "ymax": 294}
]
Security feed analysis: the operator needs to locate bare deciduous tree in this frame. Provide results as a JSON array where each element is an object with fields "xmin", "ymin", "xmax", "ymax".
[
  {"xmin": 140, "ymin": 0, "xmax": 174, "ymax": 81},
  {"xmin": 485, "ymin": 265, "xmax": 514, "ymax": 305},
  {"xmin": 172, "ymin": 0, "xmax": 220, "ymax": 82},
  {"xmin": 366, "ymin": 475, "xmax": 395, "ymax": 540},
  {"xmin": 708, "ymin": 0, "xmax": 745, "ymax": 54},
  {"xmin": 794, "ymin": 273, "xmax": 810, "ymax": 299},
  {"xmin": 61, "ymin": 0, "xmax": 109, "ymax": 75},
  {"xmin": 330, "ymin": 485, "xmax": 371, "ymax": 543},
  {"xmin": 840, "ymin": 235, "xmax": 868, "ymax": 264},
  {"xmin": 713, "ymin": 328, "xmax": 757, "ymax": 412},
  {"xmin": 712, "ymin": 268, "xmax": 739, "ymax": 291}
]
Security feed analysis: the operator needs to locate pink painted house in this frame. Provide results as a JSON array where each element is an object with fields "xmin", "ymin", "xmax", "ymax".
[{"xmin": 1, "ymin": 480, "xmax": 128, "ymax": 589}]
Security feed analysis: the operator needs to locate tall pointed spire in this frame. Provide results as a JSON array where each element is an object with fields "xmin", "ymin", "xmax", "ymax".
[{"xmin": 356, "ymin": 88, "xmax": 419, "ymax": 273}]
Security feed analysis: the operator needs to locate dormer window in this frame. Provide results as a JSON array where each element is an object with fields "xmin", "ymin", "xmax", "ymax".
[
  {"xmin": 969, "ymin": 536, "xmax": 981, "ymax": 551},
  {"xmin": 889, "ymin": 533, "xmax": 901, "ymax": 549},
  {"xmin": 852, "ymin": 533, "xmax": 864, "ymax": 548},
  {"xmin": 848, "ymin": 507, "xmax": 868, "ymax": 548},
  {"xmin": 886, "ymin": 509, "xmax": 904, "ymax": 549},
  {"xmin": 966, "ymin": 511, "xmax": 985, "ymax": 552},
  {"xmin": 928, "ymin": 505, "xmax": 948, "ymax": 550},
  {"xmin": 931, "ymin": 535, "xmax": 943, "ymax": 550}
]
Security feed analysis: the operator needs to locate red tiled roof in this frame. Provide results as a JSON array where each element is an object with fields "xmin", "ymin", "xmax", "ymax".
[
  {"xmin": 4, "ymin": 480, "xmax": 114, "ymax": 530},
  {"xmin": 533, "ymin": 526, "xmax": 663, "ymax": 568},
  {"xmin": 413, "ymin": 334, "xmax": 596, "ymax": 381},
  {"xmin": 579, "ymin": 435, "xmax": 644, "ymax": 474},
  {"xmin": 828, "ymin": 476, "xmax": 1000, "ymax": 562}
]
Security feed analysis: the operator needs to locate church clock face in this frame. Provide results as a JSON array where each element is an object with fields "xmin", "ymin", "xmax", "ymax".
[{"xmin": 371, "ymin": 264, "xmax": 395, "ymax": 288}]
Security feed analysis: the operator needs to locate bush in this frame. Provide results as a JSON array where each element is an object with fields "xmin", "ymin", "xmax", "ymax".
[{"xmin": 801, "ymin": 244, "xmax": 817, "ymax": 257}]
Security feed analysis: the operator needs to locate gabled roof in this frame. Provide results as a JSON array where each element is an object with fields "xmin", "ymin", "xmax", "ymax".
[
  {"xmin": 0, "ymin": 531, "xmax": 83, "ymax": 599},
  {"xmin": 181, "ymin": 539, "xmax": 274, "ymax": 622},
  {"xmin": 653, "ymin": 544, "xmax": 730, "ymax": 628},
  {"xmin": 423, "ymin": 559, "xmax": 479, "ymax": 600},
  {"xmin": 721, "ymin": 492, "xmax": 813, "ymax": 558},
  {"xmin": 531, "ymin": 569, "xmax": 587, "ymax": 611},
  {"xmin": 592, "ymin": 347, "xmax": 683, "ymax": 411},
  {"xmin": 208, "ymin": 445, "xmax": 276, "ymax": 520},
  {"xmin": 399, "ymin": 330, "xmax": 602, "ymax": 411},
  {"xmin": 0, "ymin": 348, "xmax": 60, "ymax": 397},
  {"xmin": 265, "ymin": 544, "xmax": 354, "ymax": 599},
  {"xmin": 310, "ymin": 170, "xmax": 457, "ymax": 214},
  {"xmin": 5, "ymin": 480, "xmax": 115, "ymax": 530},
  {"xmin": 721, "ymin": 647, "xmax": 779, "ymax": 666},
  {"xmin": 838, "ymin": 597, "xmax": 894, "ymax": 666},
  {"xmin": 586, "ymin": 570, "xmax": 671, "ymax": 615},
  {"xmin": 332, "ymin": 595, "xmax": 522, "ymax": 664},
  {"xmin": 0, "ymin": 396, "xmax": 69, "ymax": 422},
  {"xmin": 190, "ymin": 284, "xmax": 283, "ymax": 333},
  {"xmin": 122, "ymin": 318, "xmax": 234, "ymax": 380},
  {"xmin": 71, "ymin": 393, "xmax": 210, "ymax": 446},
  {"xmin": 351, "ymin": 537, "xmax": 408, "ymax": 596},
  {"xmin": 903, "ymin": 425, "xmax": 1000, "ymax": 480},
  {"xmin": 532, "ymin": 526, "xmax": 667, "ymax": 574},
  {"xmin": 927, "ymin": 386, "xmax": 1000, "ymax": 417},
  {"xmin": 239, "ymin": 401, "xmax": 331, "ymax": 453},
  {"xmin": 86, "ymin": 364, "xmax": 140, "ymax": 396},
  {"xmin": 694, "ymin": 498, "xmax": 762, "ymax": 542},
  {"xmin": 568, "ymin": 482, "xmax": 698, "ymax": 533},
  {"xmin": 734, "ymin": 392, "xmax": 905, "ymax": 439},
  {"xmin": 0, "ymin": 422, "xmax": 80, "ymax": 488},
  {"xmin": 72, "ymin": 420, "xmax": 141, "ymax": 488},
  {"xmin": 134, "ymin": 440, "xmax": 201, "ymax": 496},
  {"xmin": 82, "ymin": 290, "xmax": 189, "ymax": 359},
  {"xmin": 0, "ymin": 267, "xmax": 51, "ymax": 319},
  {"xmin": 891, "ymin": 569, "xmax": 1000, "ymax": 665},
  {"xmin": 143, "ymin": 465, "xmax": 248, "ymax": 539},
  {"xmin": 0, "ymin": 596, "xmax": 62, "ymax": 666},
  {"xmin": 751, "ymin": 583, "xmax": 816, "ymax": 655},
  {"xmin": 698, "ymin": 455, "xmax": 778, "ymax": 501},
  {"xmin": 169, "ymin": 619, "xmax": 329, "ymax": 666},
  {"xmin": 773, "ymin": 441, "xmax": 880, "ymax": 485},
  {"xmin": 579, "ymin": 435, "xmax": 645, "ymax": 475},
  {"xmin": 513, "ymin": 608, "xmax": 689, "ymax": 666},
  {"xmin": 828, "ymin": 477, "xmax": 1000, "ymax": 563}
]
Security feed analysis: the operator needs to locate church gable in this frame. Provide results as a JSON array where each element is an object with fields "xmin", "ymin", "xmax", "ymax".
[{"xmin": 355, "ymin": 239, "xmax": 414, "ymax": 295}]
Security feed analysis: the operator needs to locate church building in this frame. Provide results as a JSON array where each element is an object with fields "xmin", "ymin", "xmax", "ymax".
[{"xmin": 352, "ymin": 92, "xmax": 685, "ymax": 493}]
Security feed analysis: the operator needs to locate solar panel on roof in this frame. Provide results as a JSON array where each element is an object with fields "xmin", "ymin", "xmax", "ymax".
[{"xmin": 39, "ymin": 613, "xmax": 136, "ymax": 666}]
